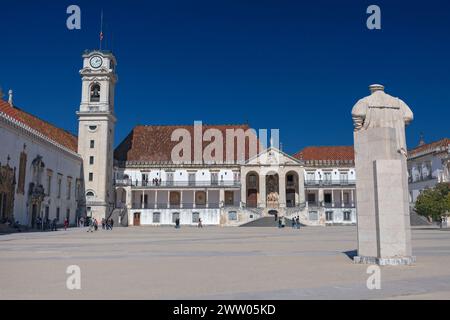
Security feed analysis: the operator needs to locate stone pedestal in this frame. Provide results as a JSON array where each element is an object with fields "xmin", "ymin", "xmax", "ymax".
[{"xmin": 354, "ymin": 127, "xmax": 415, "ymax": 265}]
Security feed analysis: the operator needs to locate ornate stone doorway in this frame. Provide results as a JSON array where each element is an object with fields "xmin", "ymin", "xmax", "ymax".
[
  {"xmin": 266, "ymin": 173, "xmax": 279, "ymax": 208},
  {"xmin": 0, "ymin": 160, "xmax": 16, "ymax": 223}
]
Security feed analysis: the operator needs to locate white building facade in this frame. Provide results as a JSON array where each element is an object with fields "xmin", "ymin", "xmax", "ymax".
[{"xmin": 408, "ymin": 138, "xmax": 450, "ymax": 203}]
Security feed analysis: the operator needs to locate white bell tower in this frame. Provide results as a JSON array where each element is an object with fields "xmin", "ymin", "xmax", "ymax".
[{"xmin": 77, "ymin": 50, "xmax": 117, "ymax": 221}]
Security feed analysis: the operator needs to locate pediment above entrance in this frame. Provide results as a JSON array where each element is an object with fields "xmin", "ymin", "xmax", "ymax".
[{"xmin": 245, "ymin": 147, "xmax": 303, "ymax": 166}]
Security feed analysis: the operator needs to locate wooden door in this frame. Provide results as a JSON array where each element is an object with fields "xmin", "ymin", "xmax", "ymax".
[
  {"xmin": 133, "ymin": 212, "xmax": 141, "ymax": 226},
  {"xmin": 247, "ymin": 189, "xmax": 257, "ymax": 207}
]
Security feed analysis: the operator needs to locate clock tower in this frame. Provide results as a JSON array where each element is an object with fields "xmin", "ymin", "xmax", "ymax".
[{"xmin": 77, "ymin": 50, "xmax": 117, "ymax": 221}]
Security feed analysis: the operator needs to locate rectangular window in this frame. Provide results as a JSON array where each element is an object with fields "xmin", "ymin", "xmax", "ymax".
[
  {"xmin": 142, "ymin": 174, "xmax": 148, "ymax": 186},
  {"xmin": 56, "ymin": 207, "xmax": 60, "ymax": 221},
  {"xmin": 188, "ymin": 173, "xmax": 196, "ymax": 186},
  {"xmin": 152, "ymin": 212, "xmax": 160, "ymax": 223},
  {"xmin": 340, "ymin": 172, "xmax": 349, "ymax": 184},
  {"xmin": 192, "ymin": 212, "xmax": 200, "ymax": 223},
  {"xmin": 89, "ymin": 156, "xmax": 94, "ymax": 165},
  {"xmin": 307, "ymin": 193, "xmax": 316, "ymax": 204},
  {"xmin": 172, "ymin": 212, "xmax": 180, "ymax": 223},
  {"xmin": 89, "ymin": 173, "xmax": 93, "ymax": 181},
  {"xmin": 323, "ymin": 172, "xmax": 332, "ymax": 184},
  {"xmin": 344, "ymin": 211, "xmax": 352, "ymax": 221},
  {"xmin": 90, "ymin": 140, "xmax": 95, "ymax": 148},
  {"xmin": 166, "ymin": 172, "xmax": 174, "ymax": 186},
  {"xmin": 46, "ymin": 170, "xmax": 53, "ymax": 196},
  {"xmin": 326, "ymin": 211, "xmax": 333, "ymax": 221},
  {"xmin": 17, "ymin": 151, "xmax": 27, "ymax": 194},
  {"xmin": 67, "ymin": 178, "xmax": 72, "ymax": 200},
  {"xmin": 75, "ymin": 179, "xmax": 81, "ymax": 199},
  {"xmin": 228, "ymin": 211, "xmax": 237, "ymax": 221},
  {"xmin": 57, "ymin": 174, "xmax": 62, "ymax": 199},
  {"xmin": 211, "ymin": 172, "xmax": 219, "ymax": 185}
]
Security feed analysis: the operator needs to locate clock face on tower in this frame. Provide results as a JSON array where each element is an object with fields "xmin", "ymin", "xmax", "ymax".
[{"xmin": 89, "ymin": 56, "xmax": 103, "ymax": 68}]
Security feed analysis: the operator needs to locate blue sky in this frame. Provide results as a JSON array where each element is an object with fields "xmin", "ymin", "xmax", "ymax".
[{"xmin": 1, "ymin": 0, "xmax": 449, "ymax": 154}]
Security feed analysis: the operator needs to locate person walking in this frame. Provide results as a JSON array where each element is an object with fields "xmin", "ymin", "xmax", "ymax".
[
  {"xmin": 101, "ymin": 218, "xmax": 106, "ymax": 230},
  {"xmin": 175, "ymin": 217, "xmax": 180, "ymax": 229},
  {"xmin": 64, "ymin": 218, "xmax": 69, "ymax": 231},
  {"xmin": 198, "ymin": 218, "xmax": 203, "ymax": 228},
  {"xmin": 296, "ymin": 216, "xmax": 301, "ymax": 229},
  {"xmin": 281, "ymin": 216, "xmax": 286, "ymax": 228},
  {"xmin": 94, "ymin": 219, "xmax": 98, "ymax": 231},
  {"xmin": 110, "ymin": 218, "xmax": 114, "ymax": 230},
  {"xmin": 87, "ymin": 218, "xmax": 94, "ymax": 232},
  {"xmin": 292, "ymin": 217, "xmax": 296, "ymax": 229}
]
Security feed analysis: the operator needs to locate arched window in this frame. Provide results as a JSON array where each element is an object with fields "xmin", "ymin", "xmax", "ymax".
[
  {"xmin": 86, "ymin": 191, "xmax": 95, "ymax": 197},
  {"xmin": 90, "ymin": 83, "xmax": 100, "ymax": 102}
]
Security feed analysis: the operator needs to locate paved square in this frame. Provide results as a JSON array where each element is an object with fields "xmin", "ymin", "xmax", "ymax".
[{"xmin": 1, "ymin": 226, "xmax": 450, "ymax": 299}]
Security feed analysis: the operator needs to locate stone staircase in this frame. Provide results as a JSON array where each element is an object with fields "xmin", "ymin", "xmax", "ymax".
[
  {"xmin": 409, "ymin": 207, "xmax": 432, "ymax": 226},
  {"xmin": 107, "ymin": 208, "xmax": 128, "ymax": 227},
  {"xmin": 240, "ymin": 216, "xmax": 279, "ymax": 227}
]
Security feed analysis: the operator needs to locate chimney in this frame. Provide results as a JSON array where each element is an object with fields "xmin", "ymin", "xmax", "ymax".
[
  {"xmin": 369, "ymin": 84, "xmax": 385, "ymax": 94},
  {"xmin": 8, "ymin": 89, "xmax": 13, "ymax": 106}
]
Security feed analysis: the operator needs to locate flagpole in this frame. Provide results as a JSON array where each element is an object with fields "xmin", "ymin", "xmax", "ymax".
[{"xmin": 99, "ymin": 9, "xmax": 103, "ymax": 50}]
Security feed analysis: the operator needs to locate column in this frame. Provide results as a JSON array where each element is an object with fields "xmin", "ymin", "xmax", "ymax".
[
  {"xmin": 341, "ymin": 189, "xmax": 344, "ymax": 207},
  {"xmin": 318, "ymin": 189, "xmax": 324, "ymax": 206},
  {"xmin": 351, "ymin": 189, "xmax": 355, "ymax": 207},
  {"xmin": 154, "ymin": 189, "xmax": 158, "ymax": 209},
  {"xmin": 331, "ymin": 190, "xmax": 334, "ymax": 207},
  {"xmin": 279, "ymin": 173, "xmax": 286, "ymax": 208},
  {"xmin": 240, "ymin": 170, "xmax": 247, "ymax": 207},
  {"xmin": 298, "ymin": 169, "xmax": 306, "ymax": 205},
  {"xmin": 259, "ymin": 173, "xmax": 266, "ymax": 208},
  {"xmin": 219, "ymin": 188, "xmax": 225, "ymax": 208},
  {"xmin": 126, "ymin": 187, "xmax": 133, "ymax": 226},
  {"xmin": 193, "ymin": 190, "xmax": 196, "ymax": 209},
  {"xmin": 205, "ymin": 190, "xmax": 209, "ymax": 208},
  {"xmin": 180, "ymin": 190, "xmax": 183, "ymax": 209},
  {"xmin": 167, "ymin": 191, "xmax": 170, "ymax": 209},
  {"xmin": 141, "ymin": 190, "xmax": 144, "ymax": 209}
]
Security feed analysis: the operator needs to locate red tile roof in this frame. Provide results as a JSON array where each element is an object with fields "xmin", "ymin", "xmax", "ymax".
[
  {"xmin": 114, "ymin": 124, "xmax": 259, "ymax": 163},
  {"xmin": 0, "ymin": 99, "xmax": 78, "ymax": 152},
  {"xmin": 293, "ymin": 146, "xmax": 355, "ymax": 162},
  {"xmin": 408, "ymin": 138, "xmax": 450, "ymax": 157}
]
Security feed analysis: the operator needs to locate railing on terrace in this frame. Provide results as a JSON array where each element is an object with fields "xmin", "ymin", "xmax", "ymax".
[
  {"xmin": 115, "ymin": 179, "xmax": 241, "ymax": 188},
  {"xmin": 305, "ymin": 180, "xmax": 356, "ymax": 186}
]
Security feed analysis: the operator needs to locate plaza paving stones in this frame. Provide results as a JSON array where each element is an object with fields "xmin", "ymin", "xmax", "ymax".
[{"xmin": 1, "ymin": 226, "xmax": 450, "ymax": 299}]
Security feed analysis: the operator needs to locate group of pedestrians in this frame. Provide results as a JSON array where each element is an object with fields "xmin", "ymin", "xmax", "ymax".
[
  {"xmin": 101, "ymin": 218, "xmax": 115, "ymax": 230},
  {"xmin": 277, "ymin": 216, "xmax": 301, "ymax": 229},
  {"xmin": 87, "ymin": 218, "xmax": 99, "ymax": 232},
  {"xmin": 291, "ymin": 216, "xmax": 301, "ymax": 229},
  {"xmin": 34, "ymin": 217, "xmax": 69, "ymax": 231},
  {"xmin": 174, "ymin": 217, "xmax": 203, "ymax": 229}
]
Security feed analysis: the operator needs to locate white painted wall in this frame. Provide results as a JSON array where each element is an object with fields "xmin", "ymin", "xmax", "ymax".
[{"xmin": 130, "ymin": 208, "xmax": 220, "ymax": 225}]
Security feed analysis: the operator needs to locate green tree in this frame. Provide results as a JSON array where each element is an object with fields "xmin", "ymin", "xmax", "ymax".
[{"xmin": 415, "ymin": 183, "xmax": 450, "ymax": 221}]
